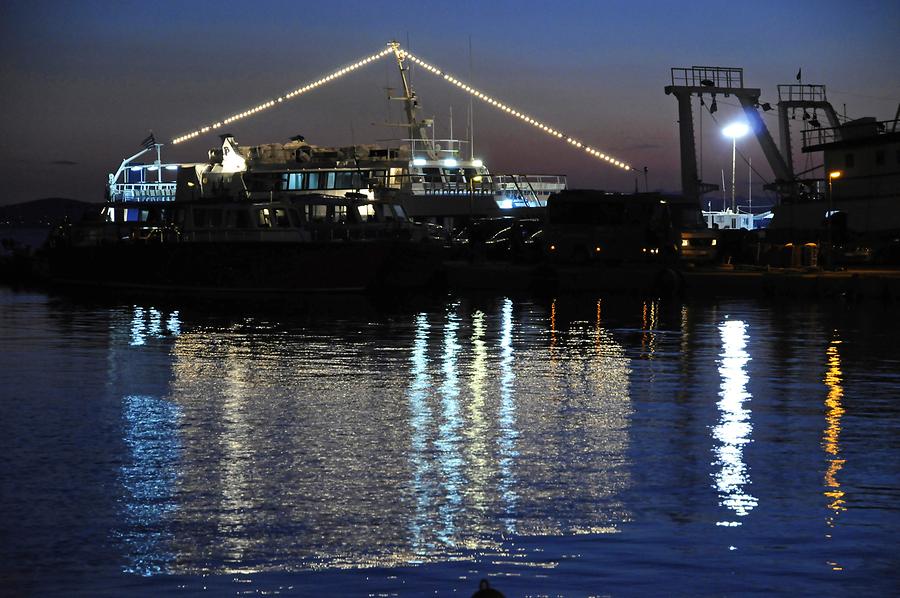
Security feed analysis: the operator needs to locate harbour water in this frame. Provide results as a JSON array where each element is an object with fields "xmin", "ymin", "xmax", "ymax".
[{"xmin": 1, "ymin": 287, "xmax": 898, "ymax": 596}]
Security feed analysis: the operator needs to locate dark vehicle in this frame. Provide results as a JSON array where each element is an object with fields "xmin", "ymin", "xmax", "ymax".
[
  {"xmin": 667, "ymin": 196, "xmax": 719, "ymax": 263},
  {"xmin": 483, "ymin": 218, "xmax": 542, "ymax": 260},
  {"xmin": 542, "ymin": 190, "xmax": 679, "ymax": 264},
  {"xmin": 449, "ymin": 217, "xmax": 518, "ymax": 260}
]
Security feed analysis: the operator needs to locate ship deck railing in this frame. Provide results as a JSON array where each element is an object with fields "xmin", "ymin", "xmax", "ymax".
[
  {"xmin": 396, "ymin": 173, "xmax": 566, "ymax": 196},
  {"xmin": 801, "ymin": 118, "xmax": 900, "ymax": 150},
  {"xmin": 110, "ymin": 182, "xmax": 178, "ymax": 202}
]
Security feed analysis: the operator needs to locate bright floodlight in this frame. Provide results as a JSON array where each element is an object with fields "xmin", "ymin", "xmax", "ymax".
[{"xmin": 722, "ymin": 122, "xmax": 750, "ymax": 139}]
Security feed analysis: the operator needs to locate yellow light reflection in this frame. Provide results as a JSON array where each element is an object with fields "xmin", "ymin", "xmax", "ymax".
[
  {"xmin": 712, "ymin": 319, "xmax": 757, "ymax": 525},
  {"xmin": 640, "ymin": 300, "xmax": 659, "ymax": 358},
  {"xmin": 822, "ymin": 338, "xmax": 847, "ymax": 524},
  {"xmin": 549, "ymin": 298, "xmax": 558, "ymax": 361}
]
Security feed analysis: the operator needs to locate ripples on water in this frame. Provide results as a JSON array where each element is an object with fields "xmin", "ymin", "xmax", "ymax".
[{"xmin": 1, "ymin": 288, "xmax": 899, "ymax": 595}]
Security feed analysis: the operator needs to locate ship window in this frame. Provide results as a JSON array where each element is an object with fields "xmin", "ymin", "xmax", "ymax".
[
  {"xmin": 335, "ymin": 171, "xmax": 354, "ymax": 189},
  {"xmin": 392, "ymin": 204, "xmax": 407, "ymax": 219},
  {"xmin": 257, "ymin": 208, "xmax": 273, "ymax": 227},
  {"xmin": 357, "ymin": 204, "xmax": 376, "ymax": 221},
  {"xmin": 326, "ymin": 172, "xmax": 336, "ymax": 189},
  {"xmin": 235, "ymin": 210, "xmax": 250, "ymax": 228},
  {"xmin": 193, "ymin": 209, "xmax": 207, "ymax": 227},
  {"xmin": 875, "ymin": 150, "xmax": 885, "ymax": 166},
  {"xmin": 308, "ymin": 204, "xmax": 327, "ymax": 221},
  {"xmin": 378, "ymin": 204, "xmax": 395, "ymax": 221},
  {"xmin": 286, "ymin": 173, "xmax": 304, "ymax": 190},
  {"xmin": 333, "ymin": 205, "xmax": 347, "ymax": 223},
  {"xmin": 289, "ymin": 209, "xmax": 302, "ymax": 226},
  {"xmin": 423, "ymin": 167, "xmax": 441, "ymax": 184},
  {"xmin": 307, "ymin": 172, "xmax": 320, "ymax": 189},
  {"xmin": 844, "ymin": 153, "xmax": 855, "ymax": 168}
]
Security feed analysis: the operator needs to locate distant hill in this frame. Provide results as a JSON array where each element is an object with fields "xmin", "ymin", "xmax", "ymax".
[{"xmin": 0, "ymin": 198, "xmax": 97, "ymax": 227}]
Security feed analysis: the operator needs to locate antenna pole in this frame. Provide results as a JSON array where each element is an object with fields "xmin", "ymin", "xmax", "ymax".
[
  {"xmin": 468, "ymin": 35, "xmax": 475, "ymax": 160},
  {"xmin": 721, "ymin": 169, "xmax": 726, "ymax": 212},
  {"xmin": 390, "ymin": 41, "xmax": 435, "ymax": 159},
  {"xmin": 748, "ymin": 155, "xmax": 752, "ymax": 217}
]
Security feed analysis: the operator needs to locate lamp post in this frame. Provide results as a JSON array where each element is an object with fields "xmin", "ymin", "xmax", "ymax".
[
  {"xmin": 722, "ymin": 122, "xmax": 750, "ymax": 215},
  {"xmin": 827, "ymin": 170, "xmax": 842, "ymax": 269}
]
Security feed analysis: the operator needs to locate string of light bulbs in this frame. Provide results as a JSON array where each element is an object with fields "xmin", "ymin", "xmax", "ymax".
[
  {"xmin": 170, "ymin": 42, "xmax": 634, "ymax": 172},
  {"xmin": 397, "ymin": 48, "xmax": 633, "ymax": 171},
  {"xmin": 171, "ymin": 48, "xmax": 394, "ymax": 144}
]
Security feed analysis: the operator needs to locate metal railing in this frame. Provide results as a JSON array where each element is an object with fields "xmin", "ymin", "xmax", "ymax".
[
  {"xmin": 801, "ymin": 118, "xmax": 898, "ymax": 149},
  {"xmin": 777, "ymin": 84, "xmax": 827, "ymax": 102},
  {"xmin": 111, "ymin": 182, "xmax": 178, "ymax": 202},
  {"xmin": 391, "ymin": 173, "xmax": 566, "ymax": 198},
  {"xmin": 670, "ymin": 66, "xmax": 744, "ymax": 89}
]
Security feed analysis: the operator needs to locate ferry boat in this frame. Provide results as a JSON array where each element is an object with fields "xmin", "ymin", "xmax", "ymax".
[
  {"xmin": 199, "ymin": 133, "xmax": 567, "ymax": 235},
  {"xmin": 170, "ymin": 47, "xmax": 568, "ymax": 234}
]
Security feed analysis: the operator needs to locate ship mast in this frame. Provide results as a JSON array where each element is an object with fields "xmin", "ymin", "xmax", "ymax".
[{"xmin": 389, "ymin": 41, "xmax": 437, "ymax": 160}]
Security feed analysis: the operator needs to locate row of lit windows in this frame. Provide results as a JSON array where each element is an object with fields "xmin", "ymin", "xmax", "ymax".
[{"xmin": 282, "ymin": 170, "xmax": 387, "ymax": 191}]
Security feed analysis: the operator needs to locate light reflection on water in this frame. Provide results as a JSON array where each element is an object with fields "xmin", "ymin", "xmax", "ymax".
[
  {"xmin": 3, "ymin": 289, "xmax": 900, "ymax": 594},
  {"xmin": 497, "ymin": 298, "xmax": 518, "ymax": 533},
  {"xmin": 120, "ymin": 395, "xmax": 181, "ymax": 576},
  {"xmin": 140, "ymin": 297, "xmax": 635, "ymax": 573},
  {"xmin": 823, "ymin": 337, "xmax": 846, "ymax": 521},
  {"xmin": 712, "ymin": 319, "xmax": 757, "ymax": 525}
]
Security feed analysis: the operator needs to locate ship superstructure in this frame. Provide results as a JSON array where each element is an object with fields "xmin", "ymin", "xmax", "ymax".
[{"xmin": 665, "ymin": 65, "xmax": 900, "ymax": 257}]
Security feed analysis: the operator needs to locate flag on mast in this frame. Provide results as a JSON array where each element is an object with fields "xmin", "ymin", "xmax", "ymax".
[
  {"xmin": 796, "ymin": 68, "xmax": 802, "ymax": 82},
  {"xmin": 140, "ymin": 132, "xmax": 156, "ymax": 150}
]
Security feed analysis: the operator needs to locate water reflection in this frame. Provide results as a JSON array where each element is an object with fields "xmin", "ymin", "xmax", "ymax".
[
  {"xmin": 110, "ymin": 297, "xmax": 634, "ymax": 573},
  {"xmin": 641, "ymin": 299, "xmax": 659, "ymax": 358},
  {"xmin": 408, "ymin": 313, "xmax": 434, "ymax": 553},
  {"xmin": 218, "ymin": 342, "xmax": 259, "ymax": 569},
  {"xmin": 463, "ymin": 311, "xmax": 490, "ymax": 534},
  {"xmin": 712, "ymin": 319, "xmax": 757, "ymax": 525},
  {"xmin": 822, "ymin": 337, "xmax": 846, "ymax": 525},
  {"xmin": 437, "ymin": 305, "xmax": 463, "ymax": 544},
  {"xmin": 8, "ymin": 290, "xmax": 900, "ymax": 593},
  {"xmin": 120, "ymin": 395, "xmax": 181, "ymax": 575},
  {"xmin": 129, "ymin": 306, "xmax": 178, "ymax": 346},
  {"xmin": 497, "ymin": 298, "xmax": 518, "ymax": 533},
  {"xmin": 117, "ymin": 307, "xmax": 183, "ymax": 575}
]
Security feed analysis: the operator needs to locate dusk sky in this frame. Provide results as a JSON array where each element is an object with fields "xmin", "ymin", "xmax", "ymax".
[{"xmin": 1, "ymin": 0, "xmax": 897, "ymax": 206}]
